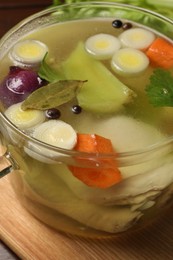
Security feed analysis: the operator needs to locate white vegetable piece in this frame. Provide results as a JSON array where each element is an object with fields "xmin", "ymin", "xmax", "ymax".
[
  {"xmin": 119, "ymin": 28, "xmax": 155, "ymax": 50},
  {"xmin": 9, "ymin": 40, "xmax": 48, "ymax": 67},
  {"xmin": 24, "ymin": 146, "xmax": 58, "ymax": 164},
  {"xmin": 32, "ymin": 120, "xmax": 77, "ymax": 150},
  {"xmin": 111, "ymin": 48, "xmax": 149, "ymax": 75},
  {"xmin": 24, "ymin": 120, "xmax": 77, "ymax": 163},
  {"xmin": 5, "ymin": 102, "xmax": 45, "ymax": 130},
  {"xmin": 85, "ymin": 33, "xmax": 121, "ymax": 60}
]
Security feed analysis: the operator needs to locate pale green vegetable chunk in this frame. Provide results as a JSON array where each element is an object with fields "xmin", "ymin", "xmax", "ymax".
[{"xmin": 62, "ymin": 42, "xmax": 135, "ymax": 114}]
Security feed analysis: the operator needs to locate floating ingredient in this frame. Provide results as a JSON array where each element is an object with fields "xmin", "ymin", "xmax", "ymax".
[
  {"xmin": 111, "ymin": 48, "xmax": 149, "ymax": 76},
  {"xmin": 61, "ymin": 42, "xmax": 136, "ymax": 114},
  {"xmin": 5, "ymin": 102, "xmax": 45, "ymax": 130},
  {"xmin": 119, "ymin": 28, "xmax": 155, "ymax": 50},
  {"xmin": 21, "ymin": 80, "xmax": 86, "ymax": 110},
  {"xmin": 9, "ymin": 40, "xmax": 48, "ymax": 67},
  {"xmin": 85, "ymin": 33, "xmax": 121, "ymax": 60}
]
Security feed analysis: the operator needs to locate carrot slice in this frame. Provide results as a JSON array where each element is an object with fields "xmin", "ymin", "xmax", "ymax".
[
  {"xmin": 69, "ymin": 134, "xmax": 122, "ymax": 189},
  {"xmin": 146, "ymin": 37, "xmax": 173, "ymax": 69}
]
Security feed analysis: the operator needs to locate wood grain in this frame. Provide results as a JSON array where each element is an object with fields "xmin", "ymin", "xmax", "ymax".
[{"xmin": 0, "ymin": 175, "xmax": 173, "ymax": 260}]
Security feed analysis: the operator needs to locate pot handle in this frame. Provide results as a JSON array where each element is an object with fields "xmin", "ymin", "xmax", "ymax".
[{"xmin": 0, "ymin": 145, "xmax": 13, "ymax": 178}]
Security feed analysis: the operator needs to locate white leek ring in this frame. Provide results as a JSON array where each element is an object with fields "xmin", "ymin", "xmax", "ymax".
[
  {"xmin": 111, "ymin": 48, "xmax": 149, "ymax": 76},
  {"xmin": 119, "ymin": 28, "xmax": 155, "ymax": 50},
  {"xmin": 85, "ymin": 33, "xmax": 121, "ymax": 60},
  {"xmin": 9, "ymin": 40, "xmax": 48, "ymax": 67},
  {"xmin": 5, "ymin": 102, "xmax": 45, "ymax": 130},
  {"xmin": 32, "ymin": 120, "xmax": 77, "ymax": 150}
]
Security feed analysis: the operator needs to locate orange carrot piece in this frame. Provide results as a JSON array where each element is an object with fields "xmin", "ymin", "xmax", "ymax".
[
  {"xmin": 69, "ymin": 134, "xmax": 122, "ymax": 189},
  {"xmin": 146, "ymin": 37, "xmax": 173, "ymax": 69},
  {"xmin": 75, "ymin": 133, "xmax": 115, "ymax": 153}
]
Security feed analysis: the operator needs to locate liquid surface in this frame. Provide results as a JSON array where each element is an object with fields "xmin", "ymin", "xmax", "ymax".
[{"xmin": 1, "ymin": 19, "xmax": 173, "ymax": 149}]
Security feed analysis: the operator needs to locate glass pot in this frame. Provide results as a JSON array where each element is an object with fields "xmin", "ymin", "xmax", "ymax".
[{"xmin": 0, "ymin": 2, "xmax": 173, "ymax": 238}]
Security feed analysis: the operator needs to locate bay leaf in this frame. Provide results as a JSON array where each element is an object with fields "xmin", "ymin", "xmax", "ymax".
[{"xmin": 21, "ymin": 80, "xmax": 86, "ymax": 110}]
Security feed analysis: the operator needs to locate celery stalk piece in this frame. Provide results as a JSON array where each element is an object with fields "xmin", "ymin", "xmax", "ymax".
[{"xmin": 61, "ymin": 42, "xmax": 135, "ymax": 114}]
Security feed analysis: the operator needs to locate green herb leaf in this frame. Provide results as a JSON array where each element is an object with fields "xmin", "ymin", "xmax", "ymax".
[
  {"xmin": 146, "ymin": 68, "xmax": 173, "ymax": 107},
  {"xmin": 21, "ymin": 80, "xmax": 85, "ymax": 110},
  {"xmin": 38, "ymin": 53, "xmax": 63, "ymax": 82}
]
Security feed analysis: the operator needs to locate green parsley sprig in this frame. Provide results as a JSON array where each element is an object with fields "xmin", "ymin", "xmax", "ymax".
[{"xmin": 146, "ymin": 68, "xmax": 173, "ymax": 107}]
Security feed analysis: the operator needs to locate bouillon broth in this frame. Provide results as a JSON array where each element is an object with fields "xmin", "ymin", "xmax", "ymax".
[{"xmin": 1, "ymin": 16, "xmax": 173, "ymax": 237}]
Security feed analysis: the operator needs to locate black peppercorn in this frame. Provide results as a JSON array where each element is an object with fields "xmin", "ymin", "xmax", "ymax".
[
  {"xmin": 72, "ymin": 105, "xmax": 82, "ymax": 114},
  {"xmin": 45, "ymin": 108, "xmax": 61, "ymax": 119},
  {"xmin": 112, "ymin": 20, "xmax": 123, "ymax": 29},
  {"xmin": 122, "ymin": 22, "xmax": 132, "ymax": 30}
]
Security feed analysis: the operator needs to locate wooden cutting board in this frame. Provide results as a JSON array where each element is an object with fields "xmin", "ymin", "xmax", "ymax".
[{"xmin": 1, "ymin": 175, "xmax": 173, "ymax": 260}]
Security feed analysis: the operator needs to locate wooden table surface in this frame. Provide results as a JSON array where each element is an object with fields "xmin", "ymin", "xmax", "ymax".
[
  {"xmin": 0, "ymin": 2, "xmax": 52, "ymax": 259},
  {"xmin": 0, "ymin": 1, "xmax": 173, "ymax": 260}
]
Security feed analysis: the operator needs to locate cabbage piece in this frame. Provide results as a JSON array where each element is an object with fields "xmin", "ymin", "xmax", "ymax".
[
  {"xmin": 23, "ymin": 163, "xmax": 142, "ymax": 233},
  {"xmin": 58, "ymin": 154, "xmax": 173, "ymax": 206}
]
